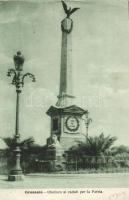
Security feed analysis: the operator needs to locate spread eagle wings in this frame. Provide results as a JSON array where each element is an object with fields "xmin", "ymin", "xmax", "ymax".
[
  {"xmin": 70, "ymin": 8, "xmax": 80, "ymax": 15},
  {"xmin": 61, "ymin": 1, "xmax": 80, "ymax": 16},
  {"xmin": 61, "ymin": 0, "xmax": 68, "ymax": 14}
]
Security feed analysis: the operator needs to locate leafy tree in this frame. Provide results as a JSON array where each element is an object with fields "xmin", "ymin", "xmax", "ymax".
[
  {"xmin": 111, "ymin": 145, "xmax": 129, "ymax": 168},
  {"xmin": 111, "ymin": 145, "xmax": 129, "ymax": 155}
]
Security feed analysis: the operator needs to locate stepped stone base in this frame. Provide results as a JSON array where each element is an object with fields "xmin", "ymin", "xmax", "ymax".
[
  {"xmin": 8, "ymin": 169, "xmax": 24, "ymax": 181},
  {"xmin": 8, "ymin": 174, "xmax": 24, "ymax": 181}
]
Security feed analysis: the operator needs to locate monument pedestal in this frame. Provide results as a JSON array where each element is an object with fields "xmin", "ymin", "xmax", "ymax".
[
  {"xmin": 46, "ymin": 135, "xmax": 65, "ymax": 171},
  {"xmin": 47, "ymin": 105, "xmax": 88, "ymax": 151}
]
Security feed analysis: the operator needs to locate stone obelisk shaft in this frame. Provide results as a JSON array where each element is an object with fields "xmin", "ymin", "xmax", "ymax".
[{"xmin": 57, "ymin": 18, "xmax": 74, "ymax": 107}]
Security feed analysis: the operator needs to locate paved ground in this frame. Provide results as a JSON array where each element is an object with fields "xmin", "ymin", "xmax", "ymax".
[{"xmin": 0, "ymin": 173, "xmax": 128, "ymax": 188}]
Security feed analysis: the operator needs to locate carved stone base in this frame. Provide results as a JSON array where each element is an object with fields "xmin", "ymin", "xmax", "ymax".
[
  {"xmin": 46, "ymin": 139, "xmax": 65, "ymax": 172},
  {"xmin": 47, "ymin": 159, "xmax": 65, "ymax": 172}
]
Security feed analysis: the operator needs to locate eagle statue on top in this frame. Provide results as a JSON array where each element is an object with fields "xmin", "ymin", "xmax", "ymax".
[{"xmin": 61, "ymin": 0, "xmax": 80, "ymax": 18}]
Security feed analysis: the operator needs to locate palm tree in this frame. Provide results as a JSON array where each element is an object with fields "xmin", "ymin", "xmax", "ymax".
[
  {"xmin": 86, "ymin": 133, "xmax": 117, "ymax": 156},
  {"xmin": 3, "ymin": 136, "xmax": 34, "ymax": 155},
  {"xmin": 67, "ymin": 133, "xmax": 117, "ymax": 170},
  {"xmin": 70, "ymin": 133, "xmax": 117, "ymax": 156},
  {"xmin": 3, "ymin": 136, "xmax": 35, "ymax": 172},
  {"xmin": 3, "ymin": 136, "xmax": 48, "ymax": 173}
]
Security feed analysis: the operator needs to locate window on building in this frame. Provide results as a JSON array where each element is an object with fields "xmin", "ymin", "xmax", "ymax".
[{"xmin": 53, "ymin": 118, "xmax": 58, "ymax": 131}]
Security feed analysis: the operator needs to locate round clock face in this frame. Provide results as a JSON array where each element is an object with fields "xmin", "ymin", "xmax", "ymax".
[{"xmin": 65, "ymin": 116, "xmax": 79, "ymax": 132}]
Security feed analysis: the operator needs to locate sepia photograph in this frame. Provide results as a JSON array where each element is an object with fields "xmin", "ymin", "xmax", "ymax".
[{"xmin": 0, "ymin": 0, "xmax": 128, "ymax": 198}]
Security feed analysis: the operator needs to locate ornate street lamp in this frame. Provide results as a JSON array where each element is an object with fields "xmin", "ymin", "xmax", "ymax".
[
  {"xmin": 83, "ymin": 111, "xmax": 92, "ymax": 138},
  {"xmin": 7, "ymin": 51, "xmax": 36, "ymax": 181}
]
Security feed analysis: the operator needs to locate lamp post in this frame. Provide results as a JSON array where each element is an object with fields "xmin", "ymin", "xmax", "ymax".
[
  {"xmin": 7, "ymin": 51, "xmax": 36, "ymax": 181},
  {"xmin": 83, "ymin": 111, "xmax": 92, "ymax": 138}
]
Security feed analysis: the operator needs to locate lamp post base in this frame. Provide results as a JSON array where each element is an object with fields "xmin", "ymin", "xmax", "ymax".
[
  {"xmin": 8, "ymin": 174, "xmax": 24, "ymax": 181},
  {"xmin": 8, "ymin": 170, "xmax": 24, "ymax": 181}
]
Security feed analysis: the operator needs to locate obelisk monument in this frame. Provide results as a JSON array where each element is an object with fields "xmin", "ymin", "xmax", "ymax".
[
  {"xmin": 46, "ymin": 1, "xmax": 87, "ymax": 154},
  {"xmin": 57, "ymin": 1, "xmax": 80, "ymax": 107}
]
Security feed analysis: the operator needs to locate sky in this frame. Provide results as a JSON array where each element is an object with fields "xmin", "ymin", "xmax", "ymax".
[{"xmin": 0, "ymin": 0, "xmax": 129, "ymax": 146}]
